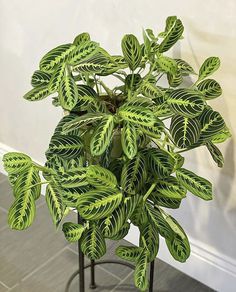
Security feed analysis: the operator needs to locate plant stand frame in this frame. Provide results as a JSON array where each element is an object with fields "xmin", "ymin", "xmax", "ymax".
[{"xmin": 65, "ymin": 213, "xmax": 155, "ymax": 292}]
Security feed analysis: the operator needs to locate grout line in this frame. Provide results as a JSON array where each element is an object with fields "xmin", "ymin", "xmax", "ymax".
[
  {"xmin": 110, "ymin": 269, "xmax": 134, "ymax": 292},
  {"xmin": 0, "ymin": 280, "xmax": 10, "ymax": 289},
  {"xmin": 21, "ymin": 246, "xmax": 68, "ymax": 282}
]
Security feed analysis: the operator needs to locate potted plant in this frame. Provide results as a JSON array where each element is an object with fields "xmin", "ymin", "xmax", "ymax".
[{"xmin": 2, "ymin": 16, "xmax": 231, "ymax": 291}]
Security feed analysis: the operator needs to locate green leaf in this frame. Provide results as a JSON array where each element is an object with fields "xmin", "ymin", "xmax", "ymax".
[
  {"xmin": 109, "ymin": 222, "xmax": 130, "ymax": 240},
  {"xmin": 72, "ymin": 52, "xmax": 109, "ymax": 73},
  {"xmin": 23, "ymin": 86, "xmax": 50, "ymax": 101},
  {"xmin": 211, "ymin": 127, "xmax": 231, "ymax": 144},
  {"xmin": 121, "ymin": 34, "xmax": 142, "ymax": 70},
  {"xmin": 156, "ymin": 55, "xmax": 178, "ymax": 74},
  {"xmin": 118, "ymin": 106, "xmax": 156, "ymax": 126},
  {"xmin": 72, "ymin": 84, "xmax": 97, "ymax": 110},
  {"xmin": 175, "ymin": 59, "xmax": 196, "ymax": 75},
  {"xmin": 31, "ymin": 70, "xmax": 51, "ymax": 87},
  {"xmin": 206, "ymin": 142, "xmax": 224, "ymax": 167},
  {"xmin": 134, "ymin": 248, "xmax": 149, "ymax": 291},
  {"xmin": 159, "ymin": 16, "xmax": 177, "ymax": 38},
  {"xmin": 57, "ymin": 167, "xmax": 88, "ymax": 188},
  {"xmin": 151, "ymin": 176, "xmax": 187, "ymax": 200},
  {"xmin": 140, "ymin": 223, "xmax": 159, "ymax": 262},
  {"xmin": 77, "ymin": 188, "xmax": 122, "ymax": 220},
  {"xmin": 176, "ymin": 168, "xmax": 213, "ymax": 200},
  {"xmin": 48, "ymin": 135, "xmax": 83, "ymax": 159},
  {"xmin": 124, "ymin": 194, "xmax": 139, "ymax": 220},
  {"xmin": 68, "ymin": 41, "xmax": 99, "ymax": 66},
  {"xmin": 197, "ymin": 79, "xmax": 222, "ymax": 100},
  {"xmin": 116, "ymin": 245, "xmax": 142, "ymax": 262},
  {"xmin": 167, "ymin": 88, "xmax": 205, "ymax": 118},
  {"xmin": 159, "ymin": 19, "xmax": 184, "ymax": 53},
  {"xmin": 139, "ymin": 119, "xmax": 164, "ymax": 139},
  {"xmin": 167, "ymin": 70, "xmax": 183, "ymax": 87},
  {"xmin": 40, "ymin": 43, "xmax": 75, "ymax": 73},
  {"xmin": 146, "ymin": 204, "xmax": 174, "ymax": 240},
  {"xmin": 198, "ymin": 107, "xmax": 225, "ymax": 142},
  {"xmin": 8, "ymin": 191, "xmax": 36, "ymax": 230},
  {"xmin": 62, "ymin": 113, "xmax": 105, "ymax": 134},
  {"xmin": 90, "ymin": 115, "xmax": 114, "ymax": 156},
  {"xmin": 140, "ymin": 81, "xmax": 164, "ymax": 101},
  {"xmin": 3, "ymin": 152, "xmax": 32, "ymax": 175},
  {"xmin": 198, "ymin": 57, "xmax": 220, "ymax": 81},
  {"xmin": 130, "ymin": 200, "xmax": 149, "ymax": 227},
  {"xmin": 81, "ymin": 223, "xmax": 106, "ymax": 260},
  {"xmin": 87, "ymin": 165, "xmax": 117, "ymax": 189},
  {"xmin": 59, "ymin": 75, "xmax": 79, "ymax": 111},
  {"xmin": 54, "ymin": 114, "xmax": 80, "ymax": 136},
  {"xmin": 61, "ymin": 186, "xmax": 90, "ymax": 207},
  {"xmin": 48, "ymin": 63, "xmax": 66, "ymax": 93},
  {"xmin": 62, "ymin": 222, "xmax": 85, "ymax": 242},
  {"xmin": 165, "ymin": 217, "xmax": 190, "ymax": 262},
  {"xmin": 147, "ymin": 148, "xmax": 175, "ymax": 178},
  {"xmin": 121, "ymin": 121, "xmax": 137, "ymax": 159},
  {"xmin": 150, "ymin": 194, "xmax": 182, "ymax": 209},
  {"xmin": 100, "ymin": 204, "xmax": 126, "ymax": 238},
  {"xmin": 121, "ymin": 97, "xmax": 153, "ymax": 109},
  {"xmin": 73, "ymin": 32, "xmax": 91, "ymax": 46},
  {"xmin": 13, "ymin": 166, "xmax": 41, "ymax": 200},
  {"xmin": 121, "ymin": 153, "xmax": 146, "ymax": 194},
  {"xmin": 170, "ymin": 115, "xmax": 201, "ymax": 148},
  {"xmin": 46, "ymin": 183, "xmax": 65, "ymax": 227}
]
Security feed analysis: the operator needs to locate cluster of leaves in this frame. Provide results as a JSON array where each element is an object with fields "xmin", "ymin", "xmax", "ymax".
[{"xmin": 2, "ymin": 16, "xmax": 231, "ymax": 291}]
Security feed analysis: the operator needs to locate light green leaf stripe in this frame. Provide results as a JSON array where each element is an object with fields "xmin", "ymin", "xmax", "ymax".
[
  {"xmin": 68, "ymin": 41, "xmax": 99, "ymax": 66},
  {"xmin": 134, "ymin": 248, "xmax": 149, "ymax": 291},
  {"xmin": 140, "ymin": 223, "xmax": 159, "ymax": 262},
  {"xmin": 81, "ymin": 223, "xmax": 106, "ymax": 260},
  {"xmin": 59, "ymin": 75, "xmax": 78, "ymax": 111},
  {"xmin": 46, "ymin": 183, "xmax": 65, "ymax": 227},
  {"xmin": 206, "ymin": 142, "xmax": 224, "ymax": 168},
  {"xmin": 121, "ymin": 34, "xmax": 142, "ymax": 70},
  {"xmin": 90, "ymin": 115, "xmax": 114, "ymax": 156},
  {"xmin": 109, "ymin": 222, "xmax": 130, "ymax": 240},
  {"xmin": 176, "ymin": 168, "xmax": 213, "ymax": 200},
  {"xmin": 121, "ymin": 121, "xmax": 137, "ymax": 159},
  {"xmin": 57, "ymin": 167, "xmax": 88, "ymax": 188},
  {"xmin": 198, "ymin": 57, "xmax": 220, "ymax": 81},
  {"xmin": 156, "ymin": 55, "xmax": 177, "ymax": 74},
  {"xmin": 40, "ymin": 43, "xmax": 75, "ymax": 73},
  {"xmin": 87, "ymin": 165, "xmax": 117, "ymax": 189},
  {"xmin": 8, "ymin": 191, "xmax": 36, "ymax": 230},
  {"xmin": 62, "ymin": 222, "xmax": 85, "ymax": 242},
  {"xmin": 31, "ymin": 70, "xmax": 51, "ymax": 87},
  {"xmin": 170, "ymin": 115, "xmax": 201, "ymax": 148},
  {"xmin": 73, "ymin": 52, "xmax": 109, "ymax": 73},
  {"xmin": 167, "ymin": 88, "xmax": 205, "ymax": 118},
  {"xmin": 3, "ymin": 152, "xmax": 32, "ymax": 175},
  {"xmin": 118, "ymin": 106, "xmax": 156, "ymax": 126},
  {"xmin": 77, "ymin": 188, "xmax": 122, "ymax": 220},
  {"xmin": 197, "ymin": 79, "xmax": 222, "ymax": 100},
  {"xmin": 23, "ymin": 86, "xmax": 50, "ymax": 101},
  {"xmin": 48, "ymin": 63, "xmax": 66, "ymax": 93},
  {"xmin": 116, "ymin": 245, "xmax": 142, "ymax": 262}
]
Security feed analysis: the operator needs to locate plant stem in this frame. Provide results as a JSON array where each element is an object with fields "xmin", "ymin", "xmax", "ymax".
[
  {"xmin": 98, "ymin": 80, "xmax": 113, "ymax": 98},
  {"xmin": 143, "ymin": 183, "xmax": 157, "ymax": 202},
  {"xmin": 33, "ymin": 162, "xmax": 55, "ymax": 175}
]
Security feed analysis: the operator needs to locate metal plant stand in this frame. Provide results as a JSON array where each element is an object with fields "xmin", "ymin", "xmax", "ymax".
[{"xmin": 65, "ymin": 213, "xmax": 155, "ymax": 292}]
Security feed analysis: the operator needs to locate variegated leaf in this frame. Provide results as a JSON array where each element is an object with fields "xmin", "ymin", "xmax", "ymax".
[
  {"xmin": 167, "ymin": 70, "xmax": 183, "ymax": 87},
  {"xmin": 116, "ymin": 245, "xmax": 142, "ymax": 262},
  {"xmin": 211, "ymin": 127, "xmax": 231, "ymax": 144},
  {"xmin": 206, "ymin": 142, "xmax": 224, "ymax": 167},
  {"xmin": 54, "ymin": 114, "xmax": 80, "ymax": 136},
  {"xmin": 90, "ymin": 115, "xmax": 114, "ymax": 156},
  {"xmin": 198, "ymin": 57, "xmax": 220, "ymax": 81},
  {"xmin": 134, "ymin": 248, "xmax": 149, "ymax": 291},
  {"xmin": 156, "ymin": 55, "xmax": 178, "ymax": 74},
  {"xmin": 46, "ymin": 183, "xmax": 65, "ymax": 227},
  {"xmin": 197, "ymin": 79, "xmax": 222, "ymax": 100},
  {"xmin": 59, "ymin": 75, "xmax": 78, "ymax": 111},
  {"xmin": 81, "ymin": 223, "xmax": 106, "ymax": 260},
  {"xmin": 121, "ymin": 121, "xmax": 137, "ymax": 159},
  {"xmin": 62, "ymin": 222, "xmax": 85, "ymax": 242},
  {"xmin": 72, "ymin": 52, "xmax": 109, "ymax": 73},
  {"xmin": 87, "ymin": 165, "xmax": 117, "ymax": 189},
  {"xmin": 139, "ymin": 223, "xmax": 159, "ymax": 262},
  {"xmin": 77, "ymin": 188, "xmax": 122, "ymax": 220},
  {"xmin": 139, "ymin": 119, "xmax": 164, "ymax": 139},
  {"xmin": 40, "ymin": 43, "xmax": 75, "ymax": 73},
  {"xmin": 3, "ymin": 152, "xmax": 32, "ymax": 175},
  {"xmin": 167, "ymin": 88, "xmax": 205, "ymax": 118},
  {"xmin": 109, "ymin": 222, "xmax": 130, "ymax": 240},
  {"xmin": 176, "ymin": 168, "xmax": 213, "ymax": 200},
  {"xmin": 121, "ymin": 34, "xmax": 142, "ymax": 70},
  {"xmin": 48, "ymin": 63, "xmax": 66, "ymax": 93},
  {"xmin": 23, "ymin": 86, "xmax": 50, "ymax": 101},
  {"xmin": 73, "ymin": 32, "xmax": 91, "ymax": 46},
  {"xmin": 57, "ymin": 167, "xmax": 88, "ymax": 188},
  {"xmin": 61, "ymin": 186, "xmax": 90, "ymax": 207},
  {"xmin": 170, "ymin": 115, "xmax": 201, "ymax": 148},
  {"xmin": 68, "ymin": 41, "xmax": 99, "ymax": 66},
  {"xmin": 175, "ymin": 59, "xmax": 196, "ymax": 75},
  {"xmin": 31, "ymin": 70, "xmax": 51, "ymax": 87}
]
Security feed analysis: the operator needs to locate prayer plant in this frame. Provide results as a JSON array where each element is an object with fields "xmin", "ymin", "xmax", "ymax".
[{"xmin": 2, "ymin": 16, "xmax": 231, "ymax": 291}]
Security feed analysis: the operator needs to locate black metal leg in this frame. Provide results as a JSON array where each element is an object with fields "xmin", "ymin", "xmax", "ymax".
[
  {"xmin": 149, "ymin": 260, "xmax": 155, "ymax": 292},
  {"xmin": 90, "ymin": 260, "xmax": 97, "ymax": 289},
  {"xmin": 78, "ymin": 213, "xmax": 85, "ymax": 292}
]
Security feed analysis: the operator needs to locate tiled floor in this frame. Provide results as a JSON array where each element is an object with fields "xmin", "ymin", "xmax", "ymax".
[{"xmin": 0, "ymin": 173, "xmax": 214, "ymax": 291}]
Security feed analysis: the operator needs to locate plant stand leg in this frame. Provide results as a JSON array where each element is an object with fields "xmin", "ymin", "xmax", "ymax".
[
  {"xmin": 78, "ymin": 213, "xmax": 85, "ymax": 292},
  {"xmin": 149, "ymin": 260, "xmax": 155, "ymax": 292},
  {"xmin": 90, "ymin": 260, "xmax": 97, "ymax": 289}
]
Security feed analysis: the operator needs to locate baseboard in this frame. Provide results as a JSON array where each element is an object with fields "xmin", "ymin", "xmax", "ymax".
[{"xmin": 0, "ymin": 142, "xmax": 236, "ymax": 291}]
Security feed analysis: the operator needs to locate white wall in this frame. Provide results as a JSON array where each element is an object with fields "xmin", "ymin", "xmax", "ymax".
[{"xmin": 0, "ymin": 0, "xmax": 236, "ymax": 290}]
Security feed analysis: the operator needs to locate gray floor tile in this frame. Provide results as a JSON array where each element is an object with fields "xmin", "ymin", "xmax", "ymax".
[
  {"xmin": 0, "ymin": 282, "xmax": 8, "ymax": 292},
  {"xmin": 0, "ymin": 208, "xmax": 7, "ymax": 230},
  {"xmin": 10, "ymin": 248, "xmax": 120, "ymax": 292},
  {"xmin": 0, "ymin": 203, "xmax": 72, "ymax": 288}
]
